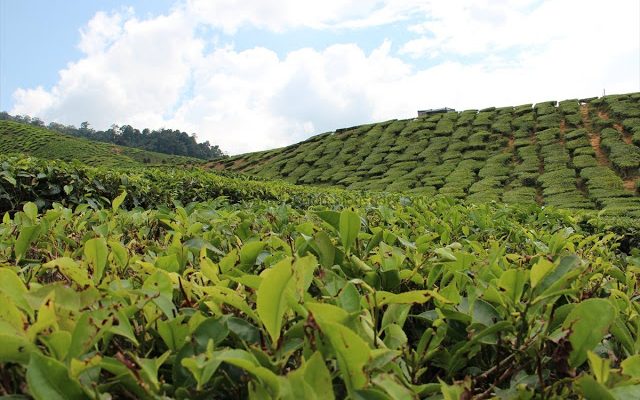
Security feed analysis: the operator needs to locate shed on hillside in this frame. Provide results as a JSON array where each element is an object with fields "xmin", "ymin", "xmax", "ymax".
[{"xmin": 417, "ymin": 107, "xmax": 456, "ymax": 117}]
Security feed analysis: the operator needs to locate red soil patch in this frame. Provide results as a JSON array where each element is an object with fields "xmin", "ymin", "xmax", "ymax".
[
  {"xmin": 623, "ymin": 177, "xmax": 638, "ymax": 192},
  {"xmin": 612, "ymin": 123, "xmax": 634, "ymax": 144},
  {"xmin": 613, "ymin": 123, "xmax": 624, "ymax": 132},
  {"xmin": 507, "ymin": 135, "xmax": 515, "ymax": 151},
  {"xmin": 580, "ymin": 105, "xmax": 609, "ymax": 167}
]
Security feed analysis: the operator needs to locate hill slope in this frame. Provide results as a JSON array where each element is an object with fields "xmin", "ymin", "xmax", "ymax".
[
  {"xmin": 0, "ymin": 120, "xmax": 203, "ymax": 168},
  {"xmin": 214, "ymin": 93, "xmax": 640, "ymax": 217}
]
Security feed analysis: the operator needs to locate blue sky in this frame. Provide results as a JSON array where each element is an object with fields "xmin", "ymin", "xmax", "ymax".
[
  {"xmin": 0, "ymin": 0, "xmax": 175, "ymax": 110},
  {"xmin": 1, "ymin": 0, "xmax": 638, "ymax": 154}
]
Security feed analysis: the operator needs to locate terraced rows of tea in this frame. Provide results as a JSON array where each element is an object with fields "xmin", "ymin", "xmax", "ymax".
[
  {"xmin": 216, "ymin": 93, "xmax": 640, "ymax": 217},
  {"xmin": 0, "ymin": 120, "xmax": 202, "ymax": 168}
]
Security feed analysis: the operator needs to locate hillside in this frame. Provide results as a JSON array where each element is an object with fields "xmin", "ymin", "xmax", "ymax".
[
  {"xmin": 1, "ymin": 154, "xmax": 640, "ymax": 398},
  {"xmin": 0, "ymin": 120, "xmax": 204, "ymax": 168},
  {"xmin": 214, "ymin": 93, "xmax": 640, "ymax": 218}
]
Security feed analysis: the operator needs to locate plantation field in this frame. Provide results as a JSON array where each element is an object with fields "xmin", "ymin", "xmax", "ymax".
[
  {"xmin": 1, "ymin": 93, "xmax": 640, "ymax": 399},
  {"xmin": 0, "ymin": 120, "xmax": 203, "ymax": 168},
  {"xmin": 214, "ymin": 93, "xmax": 640, "ymax": 219},
  {"xmin": 1, "ymin": 155, "xmax": 640, "ymax": 398}
]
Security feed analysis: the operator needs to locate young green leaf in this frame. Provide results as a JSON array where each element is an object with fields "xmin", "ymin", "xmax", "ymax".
[
  {"xmin": 530, "ymin": 258, "xmax": 554, "ymax": 288},
  {"xmin": 498, "ymin": 269, "xmax": 528, "ymax": 304},
  {"xmin": 23, "ymin": 202, "xmax": 38, "ymax": 222},
  {"xmin": 339, "ymin": 210, "xmax": 360, "ymax": 252},
  {"xmin": 0, "ymin": 268, "xmax": 32, "ymax": 315},
  {"xmin": 257, "ymin": 258, "xmax": 294, "ymax": 344},
  {"xmin": 0, "ymin": 333, "xmax": 39, "ymax": 364},
  {"xmin": 240, "ymin": 241, "xmax": 266, "ymax": 267},
  {"xmin": 84, "ymin": 237, "xmax": 108, "ymax": 283},
  {"xmin": 313, "ymin": 231, "xmax": 336, "ymax": 267},
  {"xmin": 587, "ymin": 351, "xmax": 610, "ymax": 384},
  {"xmin": 303, "ymin": 352, "xmax": 335, "ymax": 400},
  {"xmin": 563, "ymin": 298, "xmax": 616, "ymax": 368},
  {"xmin": 319, "ymin": 320, "xmax": 370, "ymax": 393},
  {"xmin": 43, "ymin": 258, "xmax": 92, "ymax": 287},
  {"xmin": 576, "ymin": 375, "xmax": 615, "ymax": 400},
  {"xmin": 315, "ymin": 210, "xmax": 341, "ymax": 232},
  {"xmin": 26, "ymin": 352, "xmax": 87, "ymax": 400},
  {"xmin": 621, "ymin": 355, "xmax": 640, "ymax": 378},
  {"xmin": 111, "ymin": 190, "xmax": 127, "ymax": 212},
  {"xmin": 14, "ymin": 224, "xmax": 40, "ymax": 262}
]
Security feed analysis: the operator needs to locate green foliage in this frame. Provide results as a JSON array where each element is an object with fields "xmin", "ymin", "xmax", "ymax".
[
  {"xmin": 1, "ymin": 174, "xmax": 640, "ymax": 398},
  {"xmin": 0, "ymin": 121, "xmax": 202, "ymax": 168}
]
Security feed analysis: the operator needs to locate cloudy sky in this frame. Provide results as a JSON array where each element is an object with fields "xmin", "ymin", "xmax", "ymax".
[{"xmin": 1, "ymin": 0, "xmax": 639, "ymax": 154}]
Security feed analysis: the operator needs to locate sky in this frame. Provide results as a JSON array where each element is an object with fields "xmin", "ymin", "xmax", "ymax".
[{"xmin": 1, "ymin": 1, "xmax": 639, "ymax": 155}]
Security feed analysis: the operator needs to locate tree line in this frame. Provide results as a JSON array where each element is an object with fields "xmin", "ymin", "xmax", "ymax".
[{"xmin": 0, "ymin": 112, "xmax": 225, "ymax": 160}]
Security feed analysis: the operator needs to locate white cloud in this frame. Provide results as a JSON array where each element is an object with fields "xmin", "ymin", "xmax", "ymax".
[
  {"xmin": 13, "ymin": 9, "xmax": 203, "ymax": 131},
  {"xmin": 400, "ymin": 0, "xmax": 638, "ymax": 58},
  {"xmin": 184, "ymin": 0, "xmax": 383, "ymax": 33},
  {"xmin": 78, "ymin": 9, "xmax": 128, "ymax": 55},
  {"xmin": 12, "ymin": 86, "xmax": 54, "ymax": 115},
  {"xmin": 10, "ymin": 0, "xmax": 640, "ymax": 155}
]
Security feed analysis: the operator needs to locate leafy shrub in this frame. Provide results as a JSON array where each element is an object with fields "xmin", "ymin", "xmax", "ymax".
[
  {"xmin": 473, "ymin": 111, "xmax": 495, "ymax": 126},
  {"xmin": 513, "ymin": 113, "xmax": 535, "ymax": 131},
  {"xmin": 456, "ymin": 110, "xmax": 477, "ymax": 126},
  {"xmin": 434, "ymin": 118, "xmax": 454, "ymax": 136},
  {"xmin": 536, "ymin": 128, "xmax": 561, "ymax": 144},
  {"xmin": 572, "ymin": 154, "xmax": 598, "ymax": 169},
  {"xmin": 502, "ymin": 186, "xmax": 537, "ymax": 204},
  {"xmin": 534, "ymin": 101, "xmax": 557, "ymax": 116},
  {"xmin": 565, "ymin": 137, "xmax": 590, "ymax": 150},
  {"xmin": 536, "ymin": 113, "xmax": 562, "ymax": 129},
  {"xmin": 558, "ymin": 99, "xmax": 580, "ymax": 114},
  {"xmin": 512, "ymin": 103, "xmax": 532, "ymax": 115},
  {"xmin": 600, "ymin": 139, "xmax": 640, "ymax": 172}
]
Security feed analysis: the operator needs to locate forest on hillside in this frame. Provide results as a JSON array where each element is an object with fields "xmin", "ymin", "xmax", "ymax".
[{"xmin": 0, "ymin": 112, "xmax": 225, "ymax": 160}]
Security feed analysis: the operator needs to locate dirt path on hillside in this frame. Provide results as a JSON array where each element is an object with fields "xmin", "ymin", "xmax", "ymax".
[
  {"xmin": 559, "ymin": 119, "xmax": 566, "ymax": 145},
  {"xmin": 623, "ymin": 177, "xmax": 639, "ymax": 192},
  {"xmin": 580, "ymin": 105, "xmax": 610, "ymax": 167},
  {"xmin": 559, "ymin": 119, "xmax": 566, "ymax": 133},
  {"xmin": 613, "ymin": 122, "xmax": 634, "ymax": 145}
]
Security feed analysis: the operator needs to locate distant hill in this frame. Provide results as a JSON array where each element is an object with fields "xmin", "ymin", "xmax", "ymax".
[
  {"xmin": 213, "ymin": 93, "xmax": 640, "ymax": 218},
  {"xmin": 0, "ymin": 112, "xmax": 225, "ymax": 160},
  {"xmin": 0, "ymin": 120, "xmax": 203, "ymax": 168}
]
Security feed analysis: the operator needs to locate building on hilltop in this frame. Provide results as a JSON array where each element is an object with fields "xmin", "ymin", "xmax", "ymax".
[{"xmin": 417, "ymin": 107, "xmax": 456, "ymax": 117}]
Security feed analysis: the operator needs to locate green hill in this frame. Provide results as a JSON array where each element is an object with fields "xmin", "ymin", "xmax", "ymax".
[
  {"xmin": 214, "ymin": 93, "xmax": 640, "ymax": 217},
  {"xmin": 0, "ymin": 120, "xmax": 204, "ymax": 168}
]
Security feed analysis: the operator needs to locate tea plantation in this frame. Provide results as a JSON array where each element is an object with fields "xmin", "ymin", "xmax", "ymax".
[
  {"xmin": 215, "ymin": 93, "xmax": 640, "ymax": 219},
  {"xmin": 0, "ymin": 120, "xmax": 203, "ymax": 168},
  {"xmin": 1, "ymin": 93, "xmax": 640, "ymax": 399}
]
